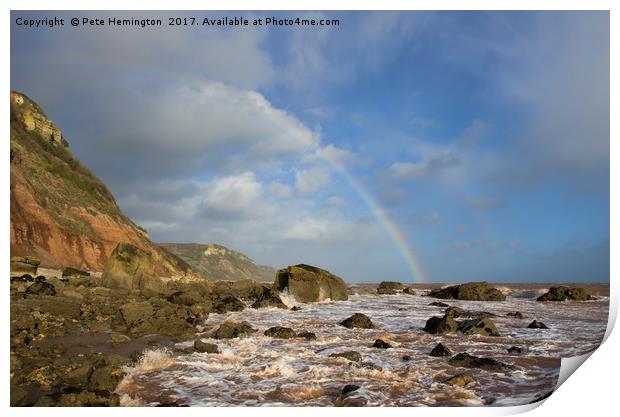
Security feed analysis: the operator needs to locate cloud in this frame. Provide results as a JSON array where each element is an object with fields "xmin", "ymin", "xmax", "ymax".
[
  {"xmin": 203, "ymin": 172, "xmax": 262, "ymax": 214},
  {"xmin": 268, "ymin": 182, "xmax": 294, "ymax": 199},
  {"xmin": 295, "ymin": 166, "xmax": 332, "ymax": 195},
  {"xmin": 388, "ymin": 154, "xmax": 461, "ymax": 180}
]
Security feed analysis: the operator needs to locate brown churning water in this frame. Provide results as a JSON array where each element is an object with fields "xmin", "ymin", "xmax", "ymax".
[{"xmin": 117, "ymin": 284, "xmax": 609, "ymax": 407}]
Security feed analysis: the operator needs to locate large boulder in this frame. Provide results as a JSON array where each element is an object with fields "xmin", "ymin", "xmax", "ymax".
[
  {"xmin": 264, "ymin": 326, "xmax": 297, "ymax": 339},
  {"xmin": 423, "ymin": 315, "xmax": 457, "ymax": 335},
  {"xmin": 273, "ymin": 264, "xmax": 348, "ymax": 303},
  {"xmin": 428, "ymin": 282, "xmax": 506, "ymax": 301},
  {"xmin": 457, "ymin": 318, "xmax": 500, "ymax": 337},
  {"xmin": 377, "ymin": 281, "xmax": 403, "ymax": 295},
  {"xmin": 329, "ymin": 351, "xmax": 362, "ymax": 362},
  {"xmin": 10, "ymin": 256, "xmax": 40, "ymax": 275},
  {"xmin": 101, "ymin": 243, "xmax": 169, "ymax": 298},
  {"xmin": 537, "ymin": 286, "xmax": 591, "ymax": 302}
]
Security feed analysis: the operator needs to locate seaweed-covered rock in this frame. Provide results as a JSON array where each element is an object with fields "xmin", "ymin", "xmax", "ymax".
[
  {"xmin": 193, "ymin": 339, "xmax": 220, "ymax": 353},
  {"xmin": 428, "ymin": 301, "xmax": 450, "ymax": 307},
  {"xmin": 273, "ymin": 264, "xmax": 348, "ymax": 303},
  {"xmin": 429, "ymin": 343, "xmax": 453, "ymax": 357},
  {"xmin": 506, "ymin": 311, "xmax": 524, "ymax": 319},
  {"xmin": 536, "ymin": 286, "xmax": 591, "ymax": 302},
  {"xmin": 377, "ymin": 281, "xmax": 403, "ymax": 295},
  {"xmin": 340, "ymin": 313, "xmax": 373, "ymax": 329},
  {"xmin": 448, "ymin": 352, "xmax": 516, "ymax": 373},
  {"xmin": 457, "ymin": 318, "xmax": 500, "ymax": 337},
  {"xmin": 297, "ymin": 331, "xmax": 317, "ymax": 340},
  {"xmin": 251, "ymin": 286, "xmax": 288, "ymax": 309},
  {"xmin": 443, "ymin": 373, "xmax": 473, "ymax": 387},
  {"xmin": 402, "ymin": 287, "xmax": 417, "ymax": 295},
  {"xmin": 264, "ymin": 326, "xmax": 297, "ymax": 339},
  {"xmin": 423, "ymin": 315, "xmax": 457, "ymax": 335},
  {"xmin": 507, "ymin": 346, "xmax": 524, "ymax": 354},
  {"xmin": 444, "ymin": 306, "xmax": 466, "ymax": 318},
  {"xmin": 330, "ymin": 351, "xmax": 362, "ymax": 362},
  {"xmin": 428, "ymin": 282, "xmax": 506, "ymax": 301},
  {"xmin": 212, "ymin": 321, "xmax": 256, "ymax": 339}
]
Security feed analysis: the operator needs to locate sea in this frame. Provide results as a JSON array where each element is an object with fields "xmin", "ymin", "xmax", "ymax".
[{"xmin": 116, "ymin": 283, "xmax": 609, "ymax": 407}]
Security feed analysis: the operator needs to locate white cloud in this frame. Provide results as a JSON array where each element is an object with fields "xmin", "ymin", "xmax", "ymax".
[
  {"xmin": 203, "ymin": 172, "xmax": 262, "ymax": 213},
  {"xmin": 295, "ymin": 166, "xmax": 331, "ymax": 195},
  {"xmin": 268, "ymin": 181, "xmax": 294, "ymax": 199}
]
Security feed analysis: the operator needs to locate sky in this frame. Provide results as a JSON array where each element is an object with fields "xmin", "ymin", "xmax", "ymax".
[{"xmin": 10, "ymin": 11, "xmax": 610, "ymax": 283}]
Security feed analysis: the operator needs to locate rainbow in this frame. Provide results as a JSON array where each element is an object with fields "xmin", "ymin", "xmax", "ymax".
[{"xmin": 328, "ymin": 164, "xmax": 429, "ymax": 284}]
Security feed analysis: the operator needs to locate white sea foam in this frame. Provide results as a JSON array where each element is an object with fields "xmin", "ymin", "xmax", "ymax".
[{"xmin": 116, "ymin": 287, "xmax": 609, "ymax": 407}]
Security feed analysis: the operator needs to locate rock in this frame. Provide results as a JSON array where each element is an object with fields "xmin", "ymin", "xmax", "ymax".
[
  {"xmin": 167, "ymin": 291, "xmax": 204, "ymax": 306},
  {"xmin": 448, "ymin": 352, "xmax": 516, "ymax": 373},
  {"xmin": 210, "ymin": 295, "xmax": 245, "ymax": 313},
  {"xmin": 527, "ymin": 320, "xmax": 549, "ymax": 329},
  {"xmin": 428, "ymin": 282, "xmax": 506, "ymax": 301},
  {"xmin": 537, "ymin": 286, "xmax": 591, "ymax": 302},
  {"xmin": 507, "ymin": 346, "xmax": 524, "ymax": 354},
  {"xmin": 264, "ymin": 326, "xmax": 297, "ymax": 339},
  {"xmin": 359, "ymin": 362, "xmax": 382, "ymax": 371},
  {"xmin": 340, "ymin": 313, "xmax": 373, "ymax": 329},
  {"xmin": 373, "ymin": 339, "xmax": 392, "ymax": 349},
  {"xmin": 429, "ymin": 343, "xmax": 453, "ymax": 357},
  {"xmin": 25, "ymin": 281, "xmax": 56, "ymax": 296},
  {"xmin": 273, "ymin": 264, "xmax": 348, "ymax": 303},
  {"xmin": 377, "ymin": 281, "xmax": 403, "ymax": 295},
  {"xmin": 402, "ymin": 287, "xmax": 416, "ymax": 295},
  {"xmin": 101, "ymin": 243, "xmax": 170, "ymax": 298},
  {"xmin": 297, "ymin": 331, "xmax": 317, "ymax": 340},
  {"xmin": 62, "ymin": 267, "xmax": 90, "ymax": 278},
  {"xmin": 291, "ymin": 306, "xmax": 302, "ymax": 311},
  {"xmin": 423, "ymin": 315, "xmax": 457, "ymax": 335},
  {"xmin": 457, "ymin": 318, "xmax": 500, "ymax": 337},
  {"xmin": 330, "ymin": 351, "xmax": 362, "ymax": 362},
  {"xmin": 506, "ymin": 311, "xmax": 524, "ymax": 319},
  {"xmin": 10, "ymin": 256, "xmax": 40, "ymax": 275},
  {"xmin": 429, "ymin": 301, "xmax": 450, "ymax": 307},
  {"xmin": 251, "ymin": 286, "xmax": 288, "ymax": 309},
  {"xmin": 212, "ymin": 321, "xmax": 256, "ymax": 339},
  {"xmin": 444, "ymin": 306, "xmax": 466, "ymax": 318},
  {"xmin": 341, "ymin": 384, "xmax": 360, "ymax": 395},
  {"xmin": 194, "ymin": 339, "xmax": 220, "ymax": 353},
  {"xmin": 119, "ymin": 301, "xmax": 154, "ymax": 326},
  {"xmin": 109, "ymin": 334, "xmax": 131, "ymax": 347},
  {"xmin": 402, "ymin": 355, "xmax": 413, "ymax": 361},
  {"xmin": 443, "ymin": 373, "xmax": 473, "ymax": 387}
]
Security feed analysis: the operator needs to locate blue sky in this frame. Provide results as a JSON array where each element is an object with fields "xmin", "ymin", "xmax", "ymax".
[{"xmin": 11, "ymin": 11, "xmax": 609, "ymax": 283}]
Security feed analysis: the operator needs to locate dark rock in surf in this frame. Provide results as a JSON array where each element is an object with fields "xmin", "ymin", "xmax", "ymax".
[
  {"xmin": 429, "ymin": 343, "xmax": 453, "ymax": 357},
  {"xmin": 402, "ymin": 355, "xmax": 413, "ymax": 361},
  {"xmin": 448, "ymin": 352, "xmax": 516, "ymax": 373},
  {"xmin": 297, "ymin": 331, "xmax": 317, "ymax": 340},
  {"xmin": 264, "ymin": 326, "xmax": 297, "ymax": 339},
  {"xmin": 291, "ymin": 306, "xmax": 302, "ymax": 311},
  {"xmin": 506, "ymin": 311, "xmax": 524, "ymax": 319},
  {"xmin": 428, "ymin": 282, "xmax": 506, "ymax": 301},
  {"xmin": 193, "ymin": 339, "xmax": 220, "ymax": 353},
  {"xmin": 429, "ymin": 301, "xmax": 450, "ymax": 307},
  {"xmin": 340, "ymin": 313, "xmax": 373, "ymax": 329},
  {"xmin": 444, "ymin": 306, "xmax": 466, "ymax": 318},
  {"xmin": 372, "ymin": 339, "xmax": 392, "ymax": 349},
  {"xmin": 212, "ymin": 321, "xmax": 256, "ymax": 339},
  {"xmin": 403, "ymin": 287, "xmax": 417, "ymax": 295},
  {"xmin": 537, "ymin": 286, "xmax": 591, "ymax": 302},
  {"xmin": 423, "ymin": 315, "xmax": 457, "ymax": 335},
  {"xmin": 527, "ymin": 320, "xmax": 549, "ymax": 329},
  {"xmin": 507, "ymin": 346, "xmax": 524, "ymax": 354},
  {"xmin": 457, "ymin": 318, "xmax": 500, "ymax": 337},
  {"xmin": 330, "ymin": 351, "xmax": 362, "ymax": 362},
  {"xmin": 341, "ymin": 384, "xmax": 360, "ymax": 395}
]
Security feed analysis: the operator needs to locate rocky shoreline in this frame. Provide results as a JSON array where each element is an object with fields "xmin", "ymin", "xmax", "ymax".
[{"xmin": 10, "ymin": 252, "xmax": 601, "ymax": 407}]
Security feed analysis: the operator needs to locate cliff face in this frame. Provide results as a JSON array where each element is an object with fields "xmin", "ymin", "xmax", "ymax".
[
  {"xmin": 160, "ymin": 243, "xmax": 276, "ymax": 282},
  {"xmin": 10, "ymin": 91, "xmax": 193, "ymax": 277}
]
